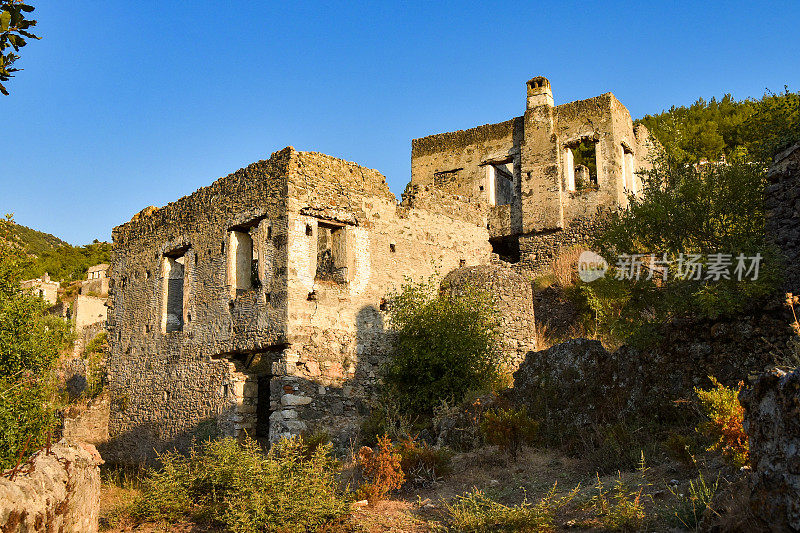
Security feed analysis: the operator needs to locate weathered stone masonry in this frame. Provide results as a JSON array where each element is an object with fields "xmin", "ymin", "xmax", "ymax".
[
  {"xmin": 107, "ymin": 147, "xmax": 491, "ymax": 461},
  {"xmin": 411, "ymin": 76, "xmax": 656, "ymax": 274}
]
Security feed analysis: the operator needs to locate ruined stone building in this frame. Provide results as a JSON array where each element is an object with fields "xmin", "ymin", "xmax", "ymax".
[
  {"xmin": 21, "ymin": 272, "xmax": 59, "ymax": 305},
  {"xmin": 411, "ymin": 76, "xmax": 654, "ymax": 271},
  {"xmin": 106, "ymin": 77, "xmax": 652, "ymax": 461}
]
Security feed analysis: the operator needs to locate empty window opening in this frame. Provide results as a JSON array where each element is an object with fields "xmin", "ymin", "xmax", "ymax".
[
  {"xmin": 229, "ymin": 229, "xmax": 260, "ymax": 297},
  {"xmin": 564, "ymin": 139, "xmax": 599, "ymax": 191},
  {"xmin": 389, "ymin": 243, "xmax": 396, "ymax": 253},
  {"xmin": 490, "ymin": 235, "xmax": 521, "ymax": 264},
  {"xmin": 622, "ymin": 144, "xmax": 635, "ymax": 194},
  {"xmin": 256, "ymin": 375, "xmax": 271, "ymax": 439},
  {"xmin": 162, "ymin": 252, "xmax": 186, "ymax": 333},
  {"xmin": 490, "ymin": 162, "xmax": 514, "ymax": 206},
  {"xmin": 315, "ymin": 222, "xmax": 348, "ymax": 283}
]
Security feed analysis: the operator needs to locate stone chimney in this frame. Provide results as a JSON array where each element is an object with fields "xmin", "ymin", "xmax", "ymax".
[{"xmin": 526, "ymin": 76, "xmax": 554, "ymax": 109}]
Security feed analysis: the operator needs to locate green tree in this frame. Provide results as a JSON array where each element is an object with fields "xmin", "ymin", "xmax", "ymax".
[
  {"xmin": 585, "ymin": 155, "xmax": 781, "ymax": 342},
  {"xmin": 383, "ymin": 275, "xmax": 503, "ymax": 414},
  {"xmin": 0, "ymin": 215, "xmax": 71, "ymax": 470},
  {"xmin": 637, "ymin": 90, "xmax": 798, "ymax": 163},
  {"xmin": 0, "ymin": 1, "xmax": 38, "ymax": 95}
]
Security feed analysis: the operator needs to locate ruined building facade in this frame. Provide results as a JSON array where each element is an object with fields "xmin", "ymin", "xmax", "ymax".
[
  {"xmin": 411, "ymin": 76, "xmax": 654, "ymax": 271},
  {"xmin": 107, "ymin": 77, "xmax": 651, "ymax": 461}
]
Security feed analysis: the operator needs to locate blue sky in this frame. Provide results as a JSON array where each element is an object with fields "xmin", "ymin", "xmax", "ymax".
[{"xmin": 2, "ymin": 1, "xmax": 798, "ymax": 244}]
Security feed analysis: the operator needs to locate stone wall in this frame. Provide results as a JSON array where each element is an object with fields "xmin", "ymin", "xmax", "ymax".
[
  {"xmin": 511, "ymin": 306, "xmax": 793, "ymax": 430},
  {"xmin": 107, "ymin": 148, "xmax": 294, "ymax": 463},
  {"xmin": 409, "ymin": 77, "xmax": 655, "ymax": 275},
  {"xmin": 766, "ymin": 143, "xmax": 800, "ymax": 293},
  {"xmin": 74, "ymin": 294, "xmax": 107, "ymax": 331},
  {"xmin": 63, "ymin": 396, "xmax": 110, "ymax": 446},
  {"xmin": 441, "ymin": 262, "xmax": 536, "ymax": 370},
  {"xmin": 0, "ymin": 440, "xmax": 102, "ymax": 533},
  {"xmin": 740, "ymin": 367, "xmax": 800, "ymax": 531},
  {"xmin": 516, "ymin": 213, "xmax": 609, "ymax": 277},
  {"xmin": 277, "ymin": 150, "xmax": 491, "ymax": 444}
]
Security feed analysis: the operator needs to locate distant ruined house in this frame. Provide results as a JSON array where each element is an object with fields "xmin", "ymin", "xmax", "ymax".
[
  {"xmin": 21, "ymin": 272, "xmax": 59, "ymax": 306},
  {"xmin": 106, "ymin": 77, "xmax": 654, "ymax": 462}
]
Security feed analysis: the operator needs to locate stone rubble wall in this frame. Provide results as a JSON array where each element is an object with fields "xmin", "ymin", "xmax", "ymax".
[
  {"xmin": 0, "ymin": 440, "xmax": 102, "ymax": 533},
  {"xmin": 511, "ymin": 306, "xmax": 793, "ymax": 430},
  {"xmin": 62, "ymin": 396, "xmax": 110, "ymax": 446},
  {"xmin": 516, "ymin": 214, "xmax": 609, "ymax": 277},
  {"xmin": 740, "ymin": 367, "xmax": 800, "ymax": 532},
  {"xmin": 766, "ymin": 143, "xmax": 800, "ymax": 293},
  {"xmin": 109, "ymin": 146, "xmax": 491, "ymax": 461}
]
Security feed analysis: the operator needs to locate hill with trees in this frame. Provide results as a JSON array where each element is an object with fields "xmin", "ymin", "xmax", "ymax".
[
  {"xmin": 3, "ymin": 219, "xmax": 111, "ymax": 283},
  {"xmin": 636, "ymin": 88, "xmax": 799, "ymax": 163}
]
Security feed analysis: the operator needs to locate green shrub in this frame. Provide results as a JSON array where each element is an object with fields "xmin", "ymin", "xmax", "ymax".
[
  {"xmin": 445, "ymin": 487, "xmax": 576, "ymax": 533},
  {"xmin": 0, "ymin": 216, "xmax": 72, "ymax": 470},
  {"xmin": 585, "ymin": 155, "xmax": 782, "ymax": 344},
  {"xmin": 384, "ymin": 275, "xmax": 504, "ymax": 414},
  {"xmin": 480, "ymin": 407, "xmax": 538, "ymax": 460},
  {"xmin": 132, "ymin": 435, "xmax": 350, "ymax": 532}
]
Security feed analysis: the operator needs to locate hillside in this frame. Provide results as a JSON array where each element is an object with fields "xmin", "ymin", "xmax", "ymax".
[
  {"xmin": 6, "ymin": 221, "xmax": 112, "ymax": 283},
  {"xmin": 6, "ymin": 221, "xmax": 68, "ymax": 256}
]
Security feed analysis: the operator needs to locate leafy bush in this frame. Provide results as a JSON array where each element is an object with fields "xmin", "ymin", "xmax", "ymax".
[
  {"xmin": 445, "ymin": 487, "xmax": 576, "ymax": 533},
  {"xmin": 396, "ymin": 435, "xmax": 452, "ymax": 485},
  {"xmin": 384, "ymin": 275, "xmax": 503, "ymax": 414},
  {"xmin": 586, "ymin": 155, "xmax": 782, "ymax": 344},
  {"xmin": 695, "ymin": 377, "xmax": 749, "ymax": 467},
  {"xmin": 480, "ymin": 407, "xmax": 538, "ymax": 460},
  {"xmin": 132, "ymin": 436, "xmax": 350, "ymax": 532},
  {"xmin": 357, "ymin": 434, "xmax": 404, "ymax": 504},
  {"xmin": 0, "ymin": 216, "xmax": 72, "ymax": 470},
  {"xmin": 81, "ymin": 331, "xmax": 107, "ymax": 398},
  {"xmin": 360, "ymin": 393, "xmax": 417, "ymax": 447}
]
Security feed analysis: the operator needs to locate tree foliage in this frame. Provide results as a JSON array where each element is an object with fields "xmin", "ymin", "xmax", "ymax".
[
  {"xmin": 21, "ymin": 240, "xmax": 112, "ymax": 283},
  {"xmin": 384, "ymin": 275, "xmax": 503, "ymax": 414},
  {"xmin": 637, "ymin": 89, "xmax": 800, "ymax": 163},
  {"xmin": 586, "ymin": 156, "xmax": 781, "ymax": 342},
  {"xmin": 0, "ymin": 215, "xmax": 71, "ymax": 470},
  {"xmin": 0, "ymin": 0, "xmax": 38, "ymax": 95}
]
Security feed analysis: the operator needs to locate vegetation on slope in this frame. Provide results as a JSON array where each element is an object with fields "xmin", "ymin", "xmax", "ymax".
[
  {"xmin": 3, "ymin": 220, "xmax": 111, "ymax": 283},
  {"xmin": 0, "ymin": 216, "xmax": 72, "ymax": 471},
  {"xmin": 636, "ymin": 88, "xmax": 800, "ymax": 163}
]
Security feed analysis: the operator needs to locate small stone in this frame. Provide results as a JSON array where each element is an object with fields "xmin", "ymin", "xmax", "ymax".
[{"xmin": 281, "ymin": 393, "xmax": 312, "ymax": 406}]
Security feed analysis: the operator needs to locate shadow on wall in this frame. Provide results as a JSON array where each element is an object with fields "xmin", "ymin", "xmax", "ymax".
[{"xmin": 101, "ymin": 303, "xmax": 392, "ymax": 464}]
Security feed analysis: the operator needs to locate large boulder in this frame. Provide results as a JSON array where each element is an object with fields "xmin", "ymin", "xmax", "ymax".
[{"xmin": 740, "ymin": 367, "xmax": 800, "ymax": 531}]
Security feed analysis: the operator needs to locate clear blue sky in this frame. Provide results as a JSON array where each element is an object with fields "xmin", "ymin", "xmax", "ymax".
[{"xmin": 2, "ymin": 1, "xmax": 798, "ymax": 245}]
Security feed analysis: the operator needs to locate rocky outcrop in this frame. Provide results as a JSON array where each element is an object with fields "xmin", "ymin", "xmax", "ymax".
[
  {"xmin": 740, "ymin": 367, "xmax": 800, "ymax": 531},
  {"xmin": 766, "ymin": 143, "xmax": 800, "ymax": 293},
  {"xmin": 511, "ymin": 308, "xmax": 793, "ymax": 432},
  {"xmin": 0, "ymin": 440, "xmax": 103, "ymax": 532}
]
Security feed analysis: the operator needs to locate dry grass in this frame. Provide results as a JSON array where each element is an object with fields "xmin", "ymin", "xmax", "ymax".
[{"xmin": 551, "ymin": 246, "xmax": 587, "ymax": 288}]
